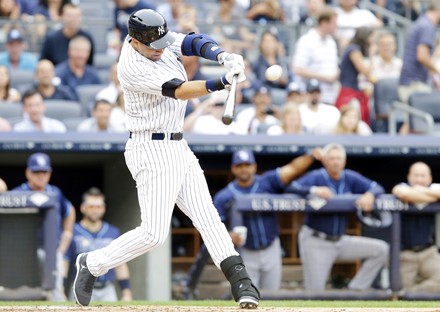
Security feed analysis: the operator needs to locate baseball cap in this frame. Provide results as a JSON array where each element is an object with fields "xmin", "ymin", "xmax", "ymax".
[
  {"xmin": 306, "ymin": 79, "xmax": 321, "ymax": 93},
  {"xmin": 7, "ymin": 29, "xmax": 24, "ymax": 43},
  {"xmin": 287, "ymin": 82, "xmax": 301, "ymax": 94},
  {"xmin": 27, "ymin": 153, "xmax": 52, "ymax": 172},
  {"xmin": 232, "ymin": 150, "xmax": 256, "ymax": 166}
]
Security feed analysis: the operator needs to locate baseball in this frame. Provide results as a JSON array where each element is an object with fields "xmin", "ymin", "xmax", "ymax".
[{"xmin": 265, "ymin": 64, "xmax": 283, "ymax": 81}]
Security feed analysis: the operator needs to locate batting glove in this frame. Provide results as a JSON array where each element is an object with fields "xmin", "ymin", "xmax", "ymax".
[
  {"xmin": 221, "ymin": 66, "xmax": 246, "ymax": 87},
  {"xmin": 218, "ymin": 52, "xmax": 245, "ymax": 71}
]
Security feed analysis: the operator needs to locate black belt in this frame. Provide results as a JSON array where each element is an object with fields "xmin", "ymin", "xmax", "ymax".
[
  {"xmin": 129, "ymin": 132, "xmax": 183, "ymax": 140},
  {"xmin": 94, "ymin": 280, "xmax": 111, "ymax": 289},
  {"xmin": 312, "ymin": 230, "xmax": 341, "ymax": 242},
  {"xmin": 403, "ymin": 243, "xmax": 433, "ymax": 252}
]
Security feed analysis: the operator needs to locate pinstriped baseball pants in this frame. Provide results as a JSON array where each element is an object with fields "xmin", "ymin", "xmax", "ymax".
[{"xmin": 87, "ymin": 137, "xmax": 238, "ymax": 277}]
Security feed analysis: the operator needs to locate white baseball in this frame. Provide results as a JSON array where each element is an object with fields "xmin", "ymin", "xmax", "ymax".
[{"xmin": 265, "ymin": 64, "xmax": 283, "ymax": 81}]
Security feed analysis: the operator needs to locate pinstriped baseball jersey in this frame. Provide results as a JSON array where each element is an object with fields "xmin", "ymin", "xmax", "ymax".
[{"xmin": 118, "ymin": 33, "xmax": 187, "ymax": 132}]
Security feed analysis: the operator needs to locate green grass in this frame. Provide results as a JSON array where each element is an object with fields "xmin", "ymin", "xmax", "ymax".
[{"xmin": 0, "ymin": 300, "xmax": 439, "ymax": 308}]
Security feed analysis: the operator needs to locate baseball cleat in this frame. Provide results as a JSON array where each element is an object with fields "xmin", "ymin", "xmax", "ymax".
[
  {"xmin": 73, "ymin": 253, "xmax": 96, "ymax": 306},
  {"xmin": 239, "ymin": 296, "xmax": 259, "ymax": 309}
]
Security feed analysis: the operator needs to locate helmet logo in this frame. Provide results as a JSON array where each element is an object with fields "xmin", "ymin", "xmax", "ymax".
[{"xmin": 158, "ymin": 26, "xmax": 165, "ymax": 36}]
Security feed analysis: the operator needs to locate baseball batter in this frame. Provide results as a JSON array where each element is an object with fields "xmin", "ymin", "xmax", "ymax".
[{"xmin": 73, "ymin": 9, "xmax": 260, "ymax": 309}]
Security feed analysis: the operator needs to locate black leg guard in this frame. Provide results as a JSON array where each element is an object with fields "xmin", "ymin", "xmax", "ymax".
[{"xmin": 220, "ymin": 255, "xmax": 260, "ymax": 307}]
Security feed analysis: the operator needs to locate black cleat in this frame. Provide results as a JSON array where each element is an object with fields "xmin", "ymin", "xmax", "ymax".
[
  {"xmin": 237, "ymin": 280, "xmax": 260, "ymax": 309},
  {"xmin": 73, "ymin": 253, "xmax": 96, "ymax": 306}
]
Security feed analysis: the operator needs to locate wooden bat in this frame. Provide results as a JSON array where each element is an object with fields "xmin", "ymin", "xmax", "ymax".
[{"xmin": 222, "ymin": 75, "xmax": 238, "ymax": 125}]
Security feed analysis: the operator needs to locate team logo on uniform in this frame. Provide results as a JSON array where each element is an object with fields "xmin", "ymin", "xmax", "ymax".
[{"xmin": 158, "ymin": 26, "xmax": 165, "ymax": 36}]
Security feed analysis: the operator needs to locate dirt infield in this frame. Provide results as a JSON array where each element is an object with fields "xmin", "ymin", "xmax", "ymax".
[{"xmin": 0, "ymin": 307, "xmax": 440, "ymax": 312}]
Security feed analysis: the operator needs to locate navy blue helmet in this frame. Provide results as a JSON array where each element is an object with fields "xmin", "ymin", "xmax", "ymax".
[{"xmin": 128, "ymin": 9, "xmax": 176, "ymax": 49}]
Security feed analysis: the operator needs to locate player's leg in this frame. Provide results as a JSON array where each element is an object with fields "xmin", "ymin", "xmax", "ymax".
[
  {"xmin": 298, "ymin": 226, "xmax": 338, "ymax": 291},
  {"xmin": 399, "ymin": 250, "xmax": 420, "ymax": 291},
  {"xmin": 257, "ymin": 237, "xmax": 282, "ymax": 291},
  {"xmin": 412, "ymin": 246, "xmax": 440, "ymax": 292},
  {"xmin": 176, "ymin": 148, "xmax": 259, "ymax": 308},
  {"xmin": 338, "ymin": 235, "xmax": 389, "ymax": 290}
]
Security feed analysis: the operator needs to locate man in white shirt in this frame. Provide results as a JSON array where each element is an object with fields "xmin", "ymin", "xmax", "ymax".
[
  {"xmin": 299, "ymin": 79, "xmax": 340, "ymax": 134},
  {"xmin": 13, "ymin": 89, "xmax": 67, "ymax": 133},
  {"xmin": 292, "ymin": 6, "xmax": 340, "ymax": 105},
  {"xmin": 77, "ymin": 99, "xmax": 121, "ymax": 132}
]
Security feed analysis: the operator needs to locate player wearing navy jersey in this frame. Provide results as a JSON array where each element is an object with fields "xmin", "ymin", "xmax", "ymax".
[
  {"xmin": 285, "ymin": 143, "xmax": 389, "ymax": 291},
  {"xmin": 65, "ymin": 187, "xmax": 132, "ymax": 302},
  {"xmin": 214, "ymin": 149, "xmax": 322, "ymax": 291},
  {"xmin": 13, "ymin": 153, "xmax": 76, "ymax": 301},
  {"xmin": 73, "ymin": 9, "xmax": 260, "ymax": 309}
]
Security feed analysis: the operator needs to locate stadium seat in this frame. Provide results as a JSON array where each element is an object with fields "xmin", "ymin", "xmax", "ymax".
[
  {"xmin": 271, "ymin": 88, "xmax": 287, "ymax": 107},
  {"xmin": 0, "ymin": 102, "xmax": 22, "ymax": 120},
  {"xmin": 408, "ymin": 92, "xmax": 440, "ymax": 134},
  {"xmin": 373, "ymin": 78, "xmax": 399, "ymax": 133},
  {"xmin": 44, "ymin": 100, "xmax": 82, "ymax": 120},
  {"xmin": 62, "ymin": 117, "xmax": 88, "ymax": 132},
  {"xmin": 75, "ymin": 84, "xmax": 107, "ymax": 116},
  {"xmin": 9, "ymin": 70, "xmax": 35, "ymax": 90}
]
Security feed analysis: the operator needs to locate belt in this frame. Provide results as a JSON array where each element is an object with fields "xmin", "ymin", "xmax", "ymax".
[
  {"xmin": 312, "ymin": 230, "xmax": 341, "ymax": 242},
  {"xmin": 94, "ymin": 280, "xmax": 111, "ymax": 289},
  {"xmin": 129, "ymin": 132, "xmax": 183, "ymax": 140},
  {"xmin": 403, "ymin": 243, "xmax": 433, "ymax": 252}
]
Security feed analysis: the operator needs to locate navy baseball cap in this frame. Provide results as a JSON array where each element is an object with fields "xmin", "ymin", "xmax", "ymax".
[
  {"xmin": 7, "ymin": 29, "xmax": 24, "ymax": 43},
  {"xmin": 232, "ymin": 150, "xmax": 256, "ymax": 165},
  {"xmin": 306, "ymin": 79, "xmax": 321, "ymax": 93},
  {"xmin": 27, "ymin": 153, "xmax": 52, "ymax": 172}
]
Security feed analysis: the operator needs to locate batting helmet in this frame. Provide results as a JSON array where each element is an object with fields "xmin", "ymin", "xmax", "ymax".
[{"xmin": 128, "ymin": 9, "xmax": 176, "ymax": 49}]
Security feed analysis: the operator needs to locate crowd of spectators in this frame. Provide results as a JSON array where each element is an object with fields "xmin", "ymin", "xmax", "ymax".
[{"xmin": 0, "ymin": 0, "xmax": 438, "ymax": 135}]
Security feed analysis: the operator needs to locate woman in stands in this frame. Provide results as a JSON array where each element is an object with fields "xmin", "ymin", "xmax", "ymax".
[
  {"xmin": 0, "ymin": 65, "xmax": 21, "ymax": 102},
  {"xmin": 333, "ymin": 103, "xmax": 372, "ymax": 135},
  {"xmin": 266, "ymin": 102, "xmax": 305, "ymax": 135},
  {"xmin": 335, "ymin": 27, "xmax": 376, "ymax": 126}
]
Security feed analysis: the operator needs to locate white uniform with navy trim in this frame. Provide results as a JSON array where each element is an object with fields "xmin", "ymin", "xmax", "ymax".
[{"xmin": 86, "ymin": 34, "xmax": 238, "ymax": 277}]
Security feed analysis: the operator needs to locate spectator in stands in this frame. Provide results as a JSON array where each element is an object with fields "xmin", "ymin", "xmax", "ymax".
[
  {"xmin": 398, "ymin": 1, "xmax": 440, "ymax": 134},
  {"xmin": 285, "ymin": 81, "xmax": 305, "ymax": 105},
  {"xmin": 77, "ymin": 99, "xmax": 121, "ymax": 133},
  {"xmin": 299, "ymin": 0, "xmax": 325, "ymax": 26},
  {"xmin": 299, "ymin": 79, "xmax": 341, "ymax": 135},
  {"xmin": 33, "ymin": 59, "xmax": 76, "ymax": 101},
  {"xmin": 95, "ymin": 62, "xmax": 121, "ymax": 105},
  {"xmin": 13, "ymin": 152, "xmax": 76, "ymax": 301},
  {"xmin": 214, "ymin": 148, "xmax": 322, "ymax": 291},
  {"xmin": 335, "ymin": 0, "xmax": 382, "ymax": 52},
  {"xmin": 369, "ymin": 31, "xmax": 402, "ymax": 80},
  {"xmin": 17, "ymin": 0, "xmax": 37, "ymax": 17},
  {"xmin": 55, "ymin": 36, "xmax": 101, "ymax": 100},
  {"xmin": 252, "ymin": 30, "xmax": 291, "ymax": 90},
  {"xmin": 33, "ymin": 0, "xmax": 70, "ymax": 38},
  {"xmin": 246, "ymin": 0, "xmax": 285, "ymax": 24},
  {"xmin": 0, "ymin": 0, "xmax": 21, "ymax": 32},
  {"xmin": 13, "ymin": 88, "xmax": 67, "ymax": 132},
  {"xmin": 0, "ymin": 177, "xmax": 7, "ymax": 191},
  {"xmin": 112, "ymin": 0, "xmax": 155, "ymax": 45},
  {"xmin": 65, "ymin": 187, "xmax": 133, "ymax": 302},
  {"xmin": 285, "ymin": 142, "xmax": 389, "ymax": 291},
  {"xmin": 392, "ymin": 161, "xmax": 440, "ymax": 293},
  {"xmin": 335, "ymin": 27, "xmax": 376, "ymax": 126},
  {"xmin": 109, "ymin": 93, "xmax": 127, "ymax": 132},
  {"xmin": 332, "ymin": 103, "xmax": 372, "ymax": 135},
  {"xmin": 0, "ymin": 65, "xmax": 21, "ymax": 102},
  {"xmin": 292, "ymin": 6, "xmax": 339, "ymax": 105},
  {"xmin": 266, "ymin": 102, "xmax": 304, "ymax": 135},
  {"xmin": 235, "ymin": 86, "xmax": 279, "ymax": 134},
  {"xmin": 0, "ymin": 117, "xmax": 12, "ymax": 131},
  {"xmin": 40, "ymin": 3, "xmax": 95, "ymax": 66},
  {"xmin": 205, "ymin": 0, "xmax": 255, "ymax": 56},
  {"xmin": 0, "ymin": 28, "xmax": 38, "ymax": 72},
  {"xmin": 157, "ymin": 0, "xmax": 183, "ymax": 31},
  {"xmin": 183, "ymin": 90, "xmax": 245, "ymax": 135}
]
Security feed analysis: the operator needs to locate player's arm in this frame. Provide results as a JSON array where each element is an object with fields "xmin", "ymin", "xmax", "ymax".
[
  {"xmin": 392, "ymin": 184, "xmax": 440, "ymax": 203},
  {"xmin": 59, "ymin": 205, "xmax": 75, "ymax": 254},
  {"xmin": 278, "ymin": 148, "xmax": 323, "ymax": 185},
  {"xmin": 115, "ymin": 263, "xmax": 133, "ymax": 301}
]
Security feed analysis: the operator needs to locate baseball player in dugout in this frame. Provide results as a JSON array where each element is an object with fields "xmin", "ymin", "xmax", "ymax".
[
  {"xmin": 285, "ymin": 143, "xmax": 389, "ymax": 291},
  {"xmin": 214, "ymin": 148, "xmax": 323, "ymax": 291},
  {"xmin": 65, "ymin": 187, "xmax": 132, "ymax": 302},
  {"xmin": 73, "ymin": 8, "xmax": 260, "ymax": 309}
]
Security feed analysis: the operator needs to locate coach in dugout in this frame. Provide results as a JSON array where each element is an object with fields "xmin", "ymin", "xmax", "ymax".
[
  {"xmin": 392, "ymin": 162, "xmax": 440, "ymax": 293},
  {"xmin": 285, "ymin": 143, "xmax": 389, "ymax": 291}
]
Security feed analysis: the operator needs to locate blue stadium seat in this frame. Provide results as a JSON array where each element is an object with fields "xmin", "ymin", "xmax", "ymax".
[
  {"xmin": 373, "ymin": 78, "xmax": 399, "ymax": 133},
  {"xmin": 44, "ymin": 100, "xmax": 82, "ymax": 120},
  {"xmin": 0, "ymin": 102, "xmax": 22, "ymax": 121},
  {"xmin": 408, "ymin": 92, "xmax": 440, "ymax": 134}
]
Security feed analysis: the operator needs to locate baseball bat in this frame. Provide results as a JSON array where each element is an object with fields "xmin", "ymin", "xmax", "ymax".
[{"xmin": 222, "ymin": 74, "xmax": 238, "ymax": 125}]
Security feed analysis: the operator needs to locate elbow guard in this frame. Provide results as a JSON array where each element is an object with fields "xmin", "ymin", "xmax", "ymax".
[
  {"xmin": 162, "ymin": 78, "xmax": 185, "ymax": 99},
  {"xmin": 181, "ymin": 32, "xmax": 224, "ymax": 61}
]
